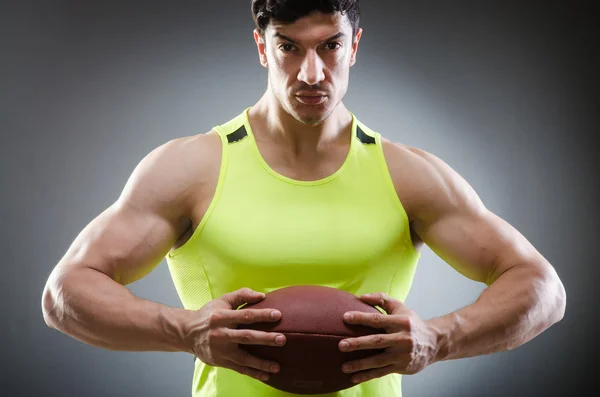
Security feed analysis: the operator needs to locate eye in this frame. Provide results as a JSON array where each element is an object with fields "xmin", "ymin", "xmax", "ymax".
[
  {"xmin": 279, "ymin": 43, "xmax": 295, "ymax": 52},
  {"xmin": 325, "ymin": 42, "xmax": 342, "ymax": 51}
]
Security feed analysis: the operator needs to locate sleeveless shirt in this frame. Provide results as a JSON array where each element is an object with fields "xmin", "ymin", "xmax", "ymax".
[{"xmin": 165, "ymin": 107, "xmax": 421, "ymax": 396}]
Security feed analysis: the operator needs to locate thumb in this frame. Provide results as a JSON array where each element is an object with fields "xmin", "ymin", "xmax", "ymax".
[
  {"xmin": 219, "ymin": 288, "xmax": 265, "ymax": 309},
  {"xmin": 360, "ymin": 292, "xmax": 405, "ymax": 315}
]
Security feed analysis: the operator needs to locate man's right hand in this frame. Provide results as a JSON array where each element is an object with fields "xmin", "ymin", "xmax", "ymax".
[{"xmin": 189, "ymin": 288, "xmax": 286, "ymax": 381}]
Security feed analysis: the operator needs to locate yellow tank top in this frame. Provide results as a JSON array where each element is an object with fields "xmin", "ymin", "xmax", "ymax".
[{"xmin": 165, "ymin": 107, "xmax": 421, "ymax": 397}]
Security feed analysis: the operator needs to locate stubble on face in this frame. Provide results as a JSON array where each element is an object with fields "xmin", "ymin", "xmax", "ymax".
[{"xmin": 265, "ymin": 12, "xmax": 356, "ymax": 126}]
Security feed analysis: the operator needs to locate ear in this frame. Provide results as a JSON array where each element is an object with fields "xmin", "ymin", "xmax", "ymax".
[
  {"xmin": 349, "ymin": 28, "xmax": 363, "ymax": 67},
  {"xmin": 253, "ymin": 29, "xmax": 268, "ymax": 68}
]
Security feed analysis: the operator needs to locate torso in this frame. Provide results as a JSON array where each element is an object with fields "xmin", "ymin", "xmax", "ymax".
[{"xmin": 171, "ymin": 128, "xmax": 426, "ymax": 252}]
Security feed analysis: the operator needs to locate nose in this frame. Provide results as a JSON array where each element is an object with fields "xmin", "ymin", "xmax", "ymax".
[{"xmin": 297, "ymin": 49, "xmax": 325, "ymax": 86}]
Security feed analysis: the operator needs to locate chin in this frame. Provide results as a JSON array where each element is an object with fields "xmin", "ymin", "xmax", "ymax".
[
  {"xmin": 293, "ymin": 109, "xmax": 328, "ymax": 125},
  {"xmin": 289, "ymin": 100, "xmax": 334, "ymax": 125}
]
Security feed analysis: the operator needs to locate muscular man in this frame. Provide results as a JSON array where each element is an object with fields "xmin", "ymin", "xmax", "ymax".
[{"xmin": 41, "ymin": 1, "xmax": 566, "ymax": 396}]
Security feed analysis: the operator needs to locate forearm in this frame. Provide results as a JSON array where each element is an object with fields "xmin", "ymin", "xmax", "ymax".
[
  {"xmin": 428, "ymin": 264, "xmax": 566, "ymax": 362},
  {"xmin": 42, "ymin": 266, "xmax": 194, "ymax": 353}
]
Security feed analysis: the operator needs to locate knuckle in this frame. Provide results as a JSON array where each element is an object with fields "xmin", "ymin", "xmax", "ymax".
[
  {"xmin": 243, "ymin": 310, "xmax": 251, "ymax": 322},
  {"xmin": 207, "ymin": 329, "xmax": 222, "ymax": 343},
  {"xmin": 353, "ymin": 360, "xmax": 363, "ymax": 371},
  {"xmin": 407, "ymin": 335, "xmax": 416, "ymax": 350},
  {"xmin": 239, "ymin": 330, "xmax": 253, "ymax": 342},
  {"xmin": 404, "ymin": 318, "xmax": 413, "ymax": 332},
  {"xmin": 240, "ymin": 287, "xmax": 253, "ymax": 296},
  {"xmin": 371, "ymin": 313, "xmax": 383, "ymax": 323},
  {"xmin": 374, "ymin": 292, "xmax": 386, "ymax": 305},
  {"xmin": 361, "ymin": 358, "xmax": 372, "ymax": 368},
  {"xmin": 393, "ymin": 333, "xmax": 404, "ymax": 345},
  {"xmin": 208, "ymin": 311, "xmax": 222, "ymax": 326},
  {"xmin": 374, "ymin": 335, "xmax": 385, "ymax": 346},
  {"xmin": 260, "ymin": 362, "xmax": 272, "ymax": 372}
]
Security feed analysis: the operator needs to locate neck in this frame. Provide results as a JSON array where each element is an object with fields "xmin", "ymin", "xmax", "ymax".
[{"xmin": 249, "ymin": 90, "xmax": 352, "ymax": 156}]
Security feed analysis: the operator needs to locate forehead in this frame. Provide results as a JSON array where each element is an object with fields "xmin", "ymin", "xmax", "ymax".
[{"xmin": 268, "ymin": 12, "xmax": 351, "ymax": 41}]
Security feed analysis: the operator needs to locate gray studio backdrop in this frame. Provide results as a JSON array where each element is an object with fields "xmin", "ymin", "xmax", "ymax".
[{"xmin": 1, "ymin": 1, "xmax": 597, "ymax": 396}]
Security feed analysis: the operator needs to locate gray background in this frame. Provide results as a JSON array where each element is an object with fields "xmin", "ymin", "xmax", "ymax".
[{"xmin": 1, "ymin": 0, "xmax": 598, "ymax": 396}]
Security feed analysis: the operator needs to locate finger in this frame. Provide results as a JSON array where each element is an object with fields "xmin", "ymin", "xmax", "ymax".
[
  {"xmin": 350, "ymin": 365, "xmax": 397, "ymax": 384},
  {"xmin": 359, "ymin": 292, "xmax": 405, "ymax": 314},
  {"xmin": 220, "ymin": 288, "xmax": 266, "ymax": 309},
  {"xmin": 219, "ymin": 308, "xmax": 282, "ymax": 326},
  {"xmin": 228, "ymin": 348, "xmax": 281, "ymax": 375},
  {"xmin": 339, "ymin": 333, "xmax": 398, "ymax": 352},
  {"xmin": 226, "ymin": 328, "xmax": 286, "ymax": 346},
  {"xmin": 341, "ymin": 351, "xmax": 397, "ymax": 374},
  {"xmin": 343, "ymin": 310, "xmax": 395, "ymax": 328},
  {"xmin": 223, "ymin": 361, "xmax": 272, "ymax": 382}
]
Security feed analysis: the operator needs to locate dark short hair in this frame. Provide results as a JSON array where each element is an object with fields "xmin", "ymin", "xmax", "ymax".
[{"xmin": 251, "ymin": 0, "xmax": 360, "ymax": 38}]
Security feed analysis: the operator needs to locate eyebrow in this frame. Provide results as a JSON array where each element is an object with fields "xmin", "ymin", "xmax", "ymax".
[{"xmin": 273, "ymin": 32, "xmax": 346, "ymax": 44}]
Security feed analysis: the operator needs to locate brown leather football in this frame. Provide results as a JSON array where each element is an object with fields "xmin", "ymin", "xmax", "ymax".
[{"xmin": 237, "ymin": 285, "xmax": 386, "ymax": 394}]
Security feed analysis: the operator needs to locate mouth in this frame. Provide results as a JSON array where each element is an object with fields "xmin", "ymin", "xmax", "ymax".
[{"xmin": 295, "ymin": 95, "xmax": 327, "ymax": 105}]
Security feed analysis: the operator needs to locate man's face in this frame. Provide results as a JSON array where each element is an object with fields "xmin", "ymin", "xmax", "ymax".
[{"xmin": 254, "ymin": 12, "xmax": 362, "ymax": 125}]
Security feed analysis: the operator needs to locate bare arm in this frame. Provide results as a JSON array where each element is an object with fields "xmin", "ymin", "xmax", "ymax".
[
  {"xmin": 41, "ymin": 133, "xmax": 220, "ymax": 353},
  {"xmin": 386, "ymin": 142, "xmax": 566, "ymax": 362}
]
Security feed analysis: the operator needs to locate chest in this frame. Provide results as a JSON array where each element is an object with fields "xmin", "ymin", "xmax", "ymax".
[{"xmin": 199, "ymin": 182, "xmax": 407, "ymax": 269}]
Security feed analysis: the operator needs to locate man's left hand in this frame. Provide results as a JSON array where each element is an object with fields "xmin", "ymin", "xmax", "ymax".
[{"xmin": 339, "ymin": 292, "xmax": 439, "ymax": 384}]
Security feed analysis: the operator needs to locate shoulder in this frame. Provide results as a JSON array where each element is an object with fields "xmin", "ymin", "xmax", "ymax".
[
  {"xmin": 164, "ymin": 129, "xmax": 222, "ymax": 161},
  {"xmin": 380, "ymin": 137, "xmax": 486, "ymax": 224},
  {"xmin": 118, "ymin": 130, "xmax": 222, "ymax": 215},
  {"xmin": 380, "ymin": 137, "xmax": 453, "ymax": 184}
]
